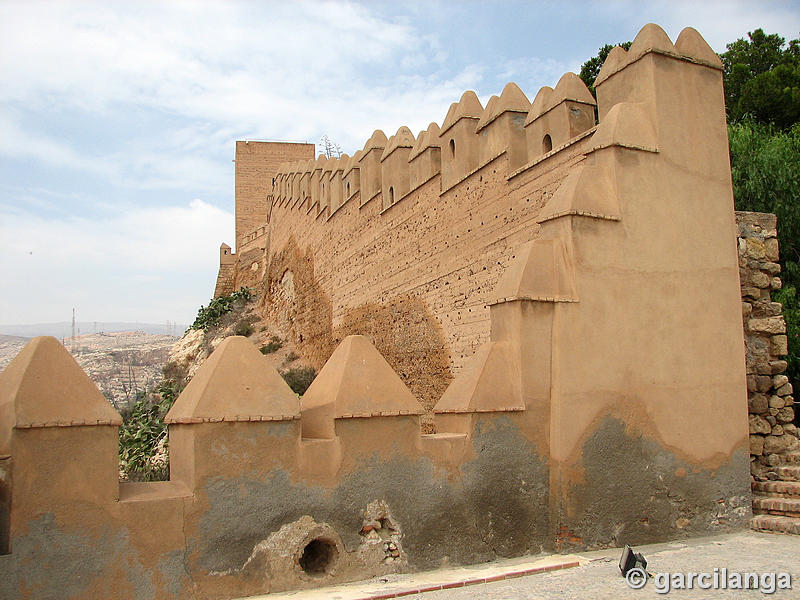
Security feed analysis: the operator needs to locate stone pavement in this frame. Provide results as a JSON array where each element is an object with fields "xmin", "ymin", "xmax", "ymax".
[{"xmin": 246, "ymin": 531, "xmax": 800, "ymax": 599}]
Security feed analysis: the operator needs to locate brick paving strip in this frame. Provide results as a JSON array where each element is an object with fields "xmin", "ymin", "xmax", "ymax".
[{"xmin": 241, "ymin": 555, "xmax": 582, "ymax": 600}]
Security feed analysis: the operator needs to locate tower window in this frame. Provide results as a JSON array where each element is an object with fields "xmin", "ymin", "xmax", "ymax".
[{"xmin": 543, "ymin": 134, "xmax": 553, "ymax": 153}]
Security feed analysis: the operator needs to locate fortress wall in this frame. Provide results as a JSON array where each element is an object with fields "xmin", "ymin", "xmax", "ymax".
[
  {"xmin": 261, "ymin": 123, "xmax": 595, "ymax": 413},
  {"xmin": 0, "ymin": 334, "xmax": 555, "ymax": 599}
]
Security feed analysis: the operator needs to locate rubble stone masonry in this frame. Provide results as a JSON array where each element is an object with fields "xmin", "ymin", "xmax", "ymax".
[{"xmin": 738, "ymin": 212, "xmax": 798, "ymax": 473}]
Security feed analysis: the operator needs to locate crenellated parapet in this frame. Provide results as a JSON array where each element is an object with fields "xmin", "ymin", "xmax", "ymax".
[
  {"xmin": 523, "ymin": 72, "xmax": 596, "ymax": 163},
  {"xmin": 359, "ymin": 130, "xmax": 387, "ymax": 206},
  {"xmin": 267, "ymin": 74, "xmax": 598, "ymax": 220},
  {"xmin": 438, "ymin": 91, "xmax": 484, "ymax": 190},
  {"xmin": 408, "ymin": 122, "xmax": 441, "ymax": 192},
  {"xmin": 380, "ymin": 127, "xmax": 416, "ymax": 211},
  {"xmin": 2, "ymin": 332, "xmax": 540, "ymax": 598}
]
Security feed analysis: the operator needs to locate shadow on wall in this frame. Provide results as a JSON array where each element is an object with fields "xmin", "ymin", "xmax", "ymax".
[{"xmin": 263, "ymin": 237, "xmax": 452, "ymax": 430}]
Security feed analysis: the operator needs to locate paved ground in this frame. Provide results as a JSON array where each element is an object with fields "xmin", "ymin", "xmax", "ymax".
[{"xmin": 254, "ymin": 531, "xmax": 800, "ymax": 599}]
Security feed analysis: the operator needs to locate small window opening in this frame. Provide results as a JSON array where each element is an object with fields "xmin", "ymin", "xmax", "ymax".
[
  {"xmin": 346, "ymin": 182, "xmax": 350, "ymax": 196},
  {"xmin": 389, "ymin": 186, "xmax": 395, "ymax": 204},
  {"xmin": 543, "ymin": 134, "xmax": 553, "ymax": 153},
  {"xmin": 449, "ymin": 138, "xmax": 456, "ymax": 157},
  {"xmin": 299, "ymin": 537, "xmax": 338, "ymax": 576}
]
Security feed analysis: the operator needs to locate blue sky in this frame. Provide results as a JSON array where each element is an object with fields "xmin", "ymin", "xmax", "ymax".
[{"xmin": 1, "ymin": 1, "xmax": 799, "ymax": 328}]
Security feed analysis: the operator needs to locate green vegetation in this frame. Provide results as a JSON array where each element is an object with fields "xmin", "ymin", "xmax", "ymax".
[
  {"xmin": 281, "ymin": 366, "xmax": 316, "ymax": 395},
  {"xmin": 118, "ymin": 376, "xmax": 183, "ymax": 481},
  {"xmin": 722, "ymin": 29, "xmax": 800, "ymax": 389},
  {"xmin": 721, "ymin": 29, "xmax": 800, "ymax": 128},
  {"xmin": 284, "ymin": 351, "xmax": 299, "ymax": 364},
  {"xmin": 260, "ymin": 335, "xmax": 283, "ymax": 354},
  {"xmin": 190, "ymin": 287, "xmax": 253, "ymax": 331},
  {"xmin": 729, "ymin": 121, "xmax": 800, "ymax": 383}
]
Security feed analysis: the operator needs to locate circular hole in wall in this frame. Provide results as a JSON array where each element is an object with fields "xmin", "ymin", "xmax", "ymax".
[{"xmin": 299, "ymin": 537, "xmax": 338, "ymax": 576}]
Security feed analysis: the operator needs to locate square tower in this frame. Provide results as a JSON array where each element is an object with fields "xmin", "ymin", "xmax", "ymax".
[{"xmin": 235, "ymin": 141, "xmax": 315, "ymax": 250}]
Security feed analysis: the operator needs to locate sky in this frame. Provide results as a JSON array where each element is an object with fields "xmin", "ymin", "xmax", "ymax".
[{"xmin": 1, "ymin": 0, "xmax": 799, "ymax": 329}]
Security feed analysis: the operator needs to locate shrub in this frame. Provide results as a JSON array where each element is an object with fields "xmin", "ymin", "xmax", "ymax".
[
  {"xmin": 260, "ymin": 335, "xmax": 283, "ymax": 354},
  {"xmin": 281, "ymin": 366, "xmax": 316, "ymax": 395},
  {"xmin": 118, "ymin": 379, "xmax": 184, "ymax": 481},
  {"xmin": 284, "ymin": 351, "xmax": 299, "ymax": 364},
  {"xmin": 234, "ymin": 321, "xmax": 254, "ymax": 337},
  {"xmin": 190, "ymin": 287, "xmax": 253, "ymax": 331}
]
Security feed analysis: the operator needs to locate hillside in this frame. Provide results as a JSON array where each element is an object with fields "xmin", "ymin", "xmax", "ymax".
[{"xmin": 0, "ymin": 331, "xmax": 178, "ymax": 410}]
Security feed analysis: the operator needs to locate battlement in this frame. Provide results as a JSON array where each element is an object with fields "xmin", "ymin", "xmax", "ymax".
[{"xmin": 264, "ymin": 26, "xmax": 719, "ymax": 225}]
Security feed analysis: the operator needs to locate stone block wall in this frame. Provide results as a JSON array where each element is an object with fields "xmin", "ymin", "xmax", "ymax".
[{"xmin": 738, "ymin": 212, "xmax": 798, "ymax": 474}]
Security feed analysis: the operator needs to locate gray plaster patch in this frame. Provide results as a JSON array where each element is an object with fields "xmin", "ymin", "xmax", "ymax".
[
  {"xmin": 1, "ymin": 513, "xmax": 157, "ymax": 600},
  {"xmin": 563, "ymin": 416, "xmax": 751, "ymax": 550},
  {"xmin": 191, "ymin": 417, "xmax": 552, "ymax": 584},
  {"xmin": 461, "ymin": 416, "xmax": 550, "ymax": 558},
  {"xmin": 193, "ymin": 456, "xmax": 478, "ymax": 574},
  {"xmin": 158, "ymin": 549, "xmax": 190, "ymax": 597}
]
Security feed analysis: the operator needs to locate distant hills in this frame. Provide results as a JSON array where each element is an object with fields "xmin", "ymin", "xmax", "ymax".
[{"xmin": 0, "ymin": 321, "xmax": 189, "ymax": 339}]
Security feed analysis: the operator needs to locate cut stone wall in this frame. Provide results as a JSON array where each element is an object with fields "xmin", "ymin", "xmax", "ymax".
[{"xmin": 738, "ymin": 211, "xmax": 799, "ymax": 475}]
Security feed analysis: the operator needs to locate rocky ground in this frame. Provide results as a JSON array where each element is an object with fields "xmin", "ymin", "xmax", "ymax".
[{"xmin": 165, "ymin": 298, "xmax": 314, "ymax": 393}]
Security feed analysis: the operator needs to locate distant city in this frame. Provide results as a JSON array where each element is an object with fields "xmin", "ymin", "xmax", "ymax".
[{"xmin": 0, "ymin": 321, "xmax": 188, "ymax": 339}]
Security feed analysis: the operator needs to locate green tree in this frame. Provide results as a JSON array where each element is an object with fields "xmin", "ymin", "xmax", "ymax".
[
  {"xmin": 721, "ymin": 29, "xmax": 800, "ymax": 127},
  {"xmin": 579, "ymin": 41, "xmax": 632, "ymax": 97},
  {"xmin": 729, "ymin": 121, "xmax": 800, "ymax": 383}
]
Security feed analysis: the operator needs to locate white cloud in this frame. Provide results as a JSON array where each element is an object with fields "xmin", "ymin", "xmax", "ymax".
[
  {"xmin": 0, "ymin": 1, "xmax": 490, "ymax": 189},
  {"xmin": 0, "ymin": 111, "xmax": 107, "ymax": 175},
  {"xmin": 0, "ymin": 199, "xmax": 233, "ymax": 323},
  {"xmin": 602, "ymin": 0, "xmax": 800, "ymax": 53}
]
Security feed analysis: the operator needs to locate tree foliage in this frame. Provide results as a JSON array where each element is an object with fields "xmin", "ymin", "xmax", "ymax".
[
  {"xmin": 579, "ymin": 41, "xmax": 632, "ymax": 96},
  {"xmin": 729, "ymin": 121, "xmax": 800, "ymax": 384},
  {"xmin": 721, "ymin": 29, "xmax": 800, "ymax": 128}
]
